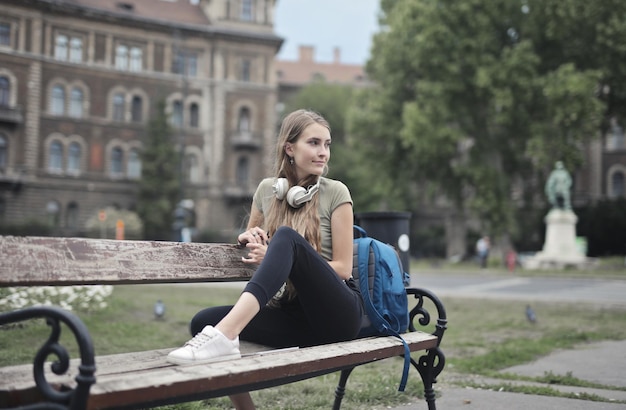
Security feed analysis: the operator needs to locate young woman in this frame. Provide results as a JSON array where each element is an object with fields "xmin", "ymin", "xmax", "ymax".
[{"xmin": 167, "ymin": 109, "xmax": 365, "ymax": 409}]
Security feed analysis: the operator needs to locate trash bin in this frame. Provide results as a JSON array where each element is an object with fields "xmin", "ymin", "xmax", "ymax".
[{"xmin": 355, "ymin": 211, "xmax": 412, "ymax": 273}]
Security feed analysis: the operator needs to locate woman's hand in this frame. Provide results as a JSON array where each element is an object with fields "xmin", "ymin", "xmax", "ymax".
[
  {"xmin": 237, "ymin": 226, "xmax": 269, "ymax": 247},
  {"xmin": 241, "ymin": 242, "xmax": 268, "ymax": 265},
  {"xmin": 237, "ymin": 227, "xmax": 269, "ymax": 264}
]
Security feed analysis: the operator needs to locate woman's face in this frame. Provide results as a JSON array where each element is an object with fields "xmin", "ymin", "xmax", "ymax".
[{"xmin": 285, "ymin": 122, "xmax": 331, "ymax": 181}]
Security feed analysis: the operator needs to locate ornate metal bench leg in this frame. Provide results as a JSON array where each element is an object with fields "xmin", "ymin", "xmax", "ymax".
[
  {"xmin": 0, "ymin": 306, "xmax": 96, "ymax": 410},
  {"xmin": 332, "ymin": 367, "xmax": 355, "ymax": 410},
  {"xmin": 406, "ymin": 287, "xmax": 448, "ymax": 410},
  {"xmin": 412, "ymin": 347, "xmax": 446, "ymax": 410}
]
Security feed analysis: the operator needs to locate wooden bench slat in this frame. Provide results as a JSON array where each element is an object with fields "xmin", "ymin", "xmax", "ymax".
[
  {"xmin": 0, "ymin": 236, "xmax": 255, "ymax": 286},
  {"xmin": 0, "ymin": 332, "xmax": 437, "ymax": 410}
]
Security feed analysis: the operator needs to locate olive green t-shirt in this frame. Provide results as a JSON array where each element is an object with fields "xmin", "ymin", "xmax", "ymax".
[{"xmin": 252, "ymin": 177, "xmax": 353, "ymax": 261}]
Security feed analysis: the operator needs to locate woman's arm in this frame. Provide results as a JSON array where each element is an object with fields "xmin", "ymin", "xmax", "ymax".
[{"xmin": 327, "ymin": 202, "xmax": 354, "ymax": 280}]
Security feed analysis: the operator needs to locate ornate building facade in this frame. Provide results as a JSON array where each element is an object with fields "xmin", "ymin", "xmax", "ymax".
[{"xmin": 0, "ymin": 0, "xmax": 282, "ymax": 237}]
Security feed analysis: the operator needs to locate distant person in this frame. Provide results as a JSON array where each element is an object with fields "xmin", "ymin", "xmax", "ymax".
[{"xmin": 476, "ymin": 236, "xmax": 490, "ymax": 268}]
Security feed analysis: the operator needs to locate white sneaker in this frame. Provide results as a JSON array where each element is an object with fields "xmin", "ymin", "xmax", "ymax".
[{"xmin": 167, "ymin": 325, "xmax": 241, "ymax": 365}]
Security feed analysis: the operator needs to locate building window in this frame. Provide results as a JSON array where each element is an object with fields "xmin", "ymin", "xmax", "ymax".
[
  {"xmin": 0, "ymin": 134, "xmax": 7, "ymax": 170},
  {"xmin": 115, "ymin": 45, "xmax": 128, "ymax": 70},
  {"xmin": 51, "ymin": 85, "xmax": 65, "ymax": 115},
  {"xmin": 131, "ymin": 95, "xmax": 143, "ymax": 122},
  {"xmin": 611, "ymin": 171, "xmax": 625, "ymax": 197},
  {"xmin": 67, "ymin": 142, "xmax": 81, "ymax": 173},
  {"xmin": 0, "ymin": 23, "xmax": 10, "ymax": 46},
  {"xmin": 69, "ymin": 87, "xmax": 83, "ymax": 118},
  {"xmin": 46, "ymin": 200, "xmax": 61, "ymax": 227},
  {"xmin": 127, "ymin": 148, "xmax": 142, "ymax": 179},
  {"xmin": 173, "ymin": 50, "xmax": 198, "ymax": 77},
  {"xmin": 66, "ymin": 202, "xmax": 79, "ymax": 229},
  {"xmin": 113, "ymin": 93, "xmax": 125, "ymax": 121},
  {"xmin": 55, "ymin": 34, "xmax": 83, "ymax": 62},
  {"xmin": 69, "ymin": 37, "xmax": 83, "ymax": 63},
  {"xmin": 236, "ymin": 156, "xmax": 250, "ymax": 187},
  {"xmin": 241, "ymin": 0, "xmax": 253, "ymax": 21},
  {"xmin": 116, "ymin": 44, "xmax": 142, "ymax": 71},
  {"xmin": 240, "ymin": 59, "xmax": 251, "ymax": 82},
  {"xmin": 49, "ymin": 141, "xmax": 63, "ymax": 172},
  {"xmin": 189, "ymin": 103, "xmax": 199, "ymax": 128},
  {"xmin": 238, "ymin": 107, "xmax": 251, "ymax": 133},
  {"xmin": 54, "ymin": 34, "xmax": 68, "ymax": 60},
  {"xmin": 129, "ymin": 47, "xmax": 143, "ymax": 72},
  {"xmin": 110, "ymin": 146, "xmax": 124, "ymax": 175},
  {"xmin": 184, "ymin": 153, "xmax": 200, "ymax": 183},
  {"xmin": 172, "ymin": 100, "xmax": 183, "ymax": 127},
  {"xmin": 0, "ymin": 76, "xmax": 9, "ymax": 106}
]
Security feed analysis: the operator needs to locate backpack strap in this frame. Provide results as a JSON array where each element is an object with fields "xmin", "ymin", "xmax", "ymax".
[{"xmin": 356, "ymin": 233, "xmax": 411, "ymax": 392}]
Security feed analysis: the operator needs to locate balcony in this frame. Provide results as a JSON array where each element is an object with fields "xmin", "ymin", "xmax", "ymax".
[
  {"xmin": 230, "ymin": 130, "xmax": 262, "ymax": 150},
  {"xmin": 0, "ymin": 105, "xmax": 23, "ymax": 124}
]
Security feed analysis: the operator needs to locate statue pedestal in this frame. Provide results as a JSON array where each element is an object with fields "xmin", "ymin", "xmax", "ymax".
[{"xmin": 523, "ymin": 209, "xmax": 587, "ymax": 269}]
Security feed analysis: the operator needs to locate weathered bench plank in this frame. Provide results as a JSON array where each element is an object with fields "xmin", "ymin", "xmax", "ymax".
[
  {"xmin": 0, "ymin": 332, "xmax": 438, "ymax": 410},
  {"xmin": 0, "ymin": 236, "xmax": 255, "ymax": 286}
]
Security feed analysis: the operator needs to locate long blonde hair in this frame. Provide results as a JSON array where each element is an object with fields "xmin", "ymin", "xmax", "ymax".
[{"xmin": 264, "ymin": 109, "xmax": 330, "ymax": 303}]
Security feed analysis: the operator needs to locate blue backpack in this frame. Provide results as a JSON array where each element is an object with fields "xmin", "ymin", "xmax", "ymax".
[{"xmin": 353, "ymin": 225, "xmax": 411, "ymax": 391}]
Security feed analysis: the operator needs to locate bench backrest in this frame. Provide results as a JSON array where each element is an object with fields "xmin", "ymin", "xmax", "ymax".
[{"xmin": 0, "ymin": 236, "xmax": 255, "ymax": 286}]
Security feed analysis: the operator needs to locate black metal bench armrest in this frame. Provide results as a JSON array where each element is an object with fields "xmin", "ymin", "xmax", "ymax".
[
  {"xmin": 406, "ymin": 287, "xmax": 448, "ymax": 345},
  {"xmin": 0, "ymin": 306, "xmax": 96, "ymax": 410}
]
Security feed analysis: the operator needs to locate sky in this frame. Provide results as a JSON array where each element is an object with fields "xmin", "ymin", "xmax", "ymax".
[{"xmin": 274, "ymin": 0, "xmax": 381, "ymax": 65}]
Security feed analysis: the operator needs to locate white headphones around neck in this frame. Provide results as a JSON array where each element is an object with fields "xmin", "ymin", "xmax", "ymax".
[{"xmin": 272, "ymin": 178, "xmax": 320, "ymax": 208}]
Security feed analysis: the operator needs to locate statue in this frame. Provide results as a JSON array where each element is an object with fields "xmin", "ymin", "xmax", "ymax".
[{"xmin": 545, "ymin": 161, "xmax": 572, "ymax": 210}]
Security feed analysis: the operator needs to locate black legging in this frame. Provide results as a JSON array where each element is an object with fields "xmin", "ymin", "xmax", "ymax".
[{"xmin": 190, "ymin": 226, "xmax": 365, "ymax": 348}]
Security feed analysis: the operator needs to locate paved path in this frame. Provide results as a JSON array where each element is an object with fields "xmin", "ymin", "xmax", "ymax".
[
  {"xmin": 409, "ymin": 270, "xmax": 626, "ymax": 308},
  {"xmin": 393, "ymin": 269, "xmax": 626, "ymax": 409}
]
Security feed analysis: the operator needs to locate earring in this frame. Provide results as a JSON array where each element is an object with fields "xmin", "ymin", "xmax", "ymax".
[{"xmin": 289, "ymin": 157, "xmax": 294, "ymax": 165}]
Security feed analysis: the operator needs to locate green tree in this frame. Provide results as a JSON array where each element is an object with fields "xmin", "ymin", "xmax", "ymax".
[
  {"xmin": 137, "ymin": 100, "xmax": 180, "ymax": 240},
  {"xmin": 352, "ymin": 0, "xmax": 615, "ymax": 236}
]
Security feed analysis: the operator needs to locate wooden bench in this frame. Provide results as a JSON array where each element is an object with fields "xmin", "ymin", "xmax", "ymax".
[{"xmin": 0, "ymin": 236, "xmax": 447, "ymax": 410}]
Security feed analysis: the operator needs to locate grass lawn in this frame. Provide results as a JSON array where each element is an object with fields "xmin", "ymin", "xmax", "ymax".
[{"xmin": 2, "ymin": 271, "xmax": 626, "ymax": 409}]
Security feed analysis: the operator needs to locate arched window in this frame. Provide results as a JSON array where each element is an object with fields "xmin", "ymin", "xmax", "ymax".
[
  {"xmin": 0, "ymin": 134, "xmax": 7, "ymax": 170},
  {"xmin": 49, "ymin": 141, "xmax": 63, "ymax": 172},
  {"xmin": 0, "ymin": 76, "xmax": 9, "ymax": 106},
  {"xmin": 115, "ymin": 45, "xmax": 128, "ymax": 70},
  {"xmin": 69, "ymin": 87, "xmax": 83, "ymax": 118},
  {"xmin": 127, "ymin": 148, "xmax": 142, "ymax": 179},
  {"xmin": 238, "ymin": 107, "xmax": 251, "ymax": 133},
  {"xmin": 69, "ymin": 37, "xmax": 82, "ymax": 63},
  {"xmin": 611, "ymin": 171, "xmax": 625, "ymax": 197},
  {"xmin": 189, "ymin": 103, "xmax": 199, "ymax": 128},
  {"xmin": 172, "ymin": 100, "xmax": 183, "ymax": 127},
  {"xmin": 184, "ymin": 153, "xmax": 200, "ymax": 183},
  {"xmin": 66, "ymin": 202, "xmax": 79, "ymax": 229},
  {"xmin": 67, "ymin": 142, "xmax": 81, "ymax": 173},
  {"xmin": 129, "ymin": 47, "xmax": 142, "ymax": 72},
  {"xmin": 51, "ymin": 85, "xmax": 65, "ymax": 115},
  {"xmin": 46, "ymin": 200, "xmax": 61, "ymax": 227},
  {"xmin": 113, "ymin": 93, "xmax": 125, "ymax": 121},
  {"xmin": 54, "ymin": 34, "xmax": 68, "ymax": 60},
  {"xmin": 131, "ymin": 95, "xmax": 142, "ymax": 122},
  {"xmin": 236, "ymin": 156, "xmax": 249, "ymax": 186},
  {"xmin": 110, "ymin": 146, "xmax": 124, "ymax": 175}
]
